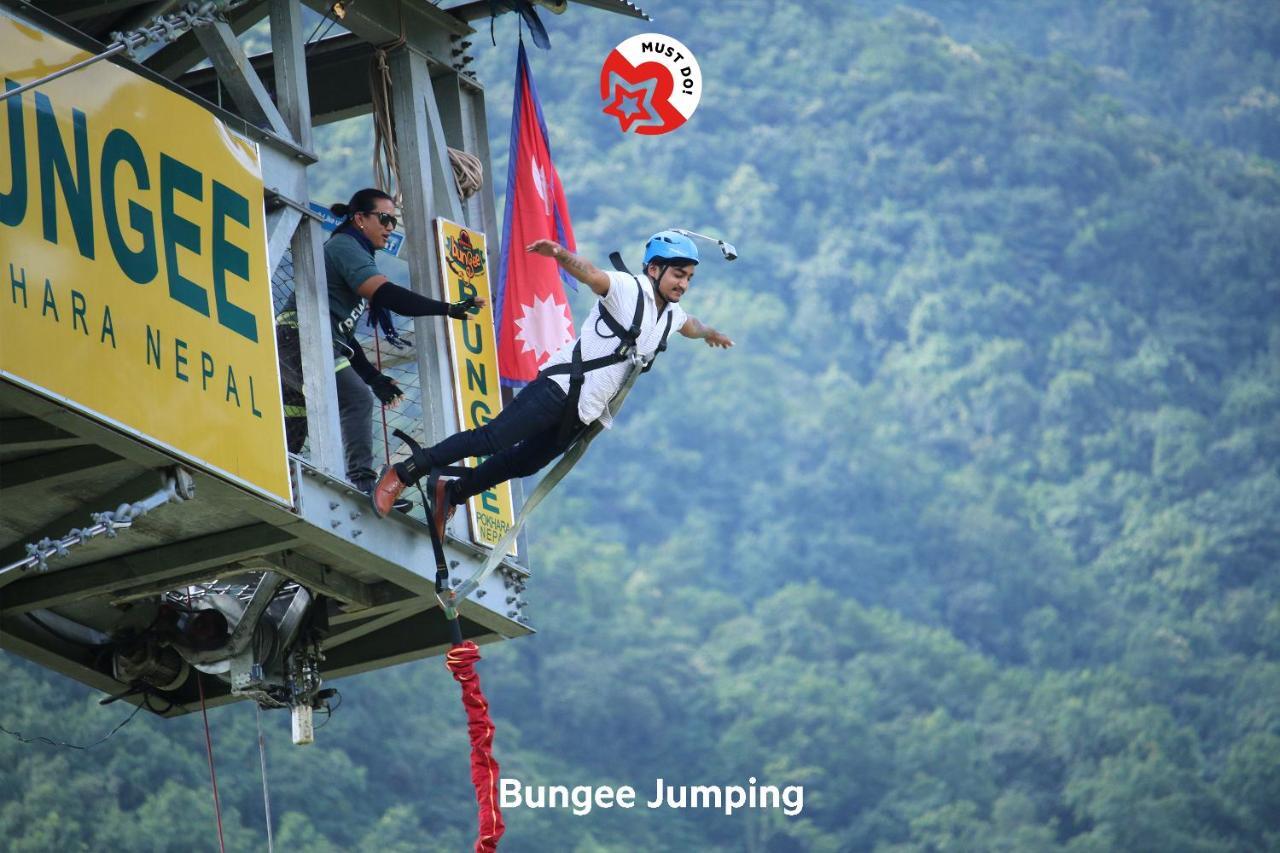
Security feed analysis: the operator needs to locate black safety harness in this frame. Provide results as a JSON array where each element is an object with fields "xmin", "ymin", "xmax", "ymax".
[
  {"xmin": 537, "ymin": 253, "xmax": 675, "ymax": 445},
  {"xmin": 386, "ymin": 254, "xmax": 676, "ymax": 619},
  {"xmin": 385, "ymin": 257, "xmax": 682, "ymax": 621}
]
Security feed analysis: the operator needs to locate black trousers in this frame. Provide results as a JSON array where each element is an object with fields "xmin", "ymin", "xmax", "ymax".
[
  {"xmin": 424, "ymin": 376, "xmax": 585, "ymax": 501},
  {"xmin": 276, "ymin": 325, "xmax": 377, "ymax": 490}
]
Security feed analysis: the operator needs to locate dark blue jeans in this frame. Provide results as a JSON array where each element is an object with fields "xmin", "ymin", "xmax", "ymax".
[{"xmin": 426, "ymin": 376, "xmax": 584, "ymax": 501}]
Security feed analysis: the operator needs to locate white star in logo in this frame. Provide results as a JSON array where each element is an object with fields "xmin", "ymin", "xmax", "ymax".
[{"xmin": 514, "ymin": 294, "xmax": 574, "ymax": 363}]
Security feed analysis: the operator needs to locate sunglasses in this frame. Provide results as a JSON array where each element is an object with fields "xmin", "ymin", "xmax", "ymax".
[{"xmin": 362, "ymin": 211, "xmax": 398, "ymax": 230}]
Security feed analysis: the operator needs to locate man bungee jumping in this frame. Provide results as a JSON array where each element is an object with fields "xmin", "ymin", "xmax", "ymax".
[{"xmin": 369, "ymin": 230, "xmax": 734, "ymax": 529}]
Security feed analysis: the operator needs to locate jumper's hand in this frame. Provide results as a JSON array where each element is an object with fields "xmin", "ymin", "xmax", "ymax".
[
  {"xmin": 526, "ymin": 239, "xmax": 563, "ymax": 258},
  {"xmin": 705, "ymin": 330, "xmax": 735, "ymax": 349}
]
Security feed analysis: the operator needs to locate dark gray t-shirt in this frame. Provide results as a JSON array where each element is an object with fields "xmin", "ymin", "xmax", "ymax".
[
  {"xmin": 323, "ymin": 232, "xmax": 378, "ymax": 351},
  {"xmin": 284, "ymin": 231, "xmax": 378, "ymax": 356}
]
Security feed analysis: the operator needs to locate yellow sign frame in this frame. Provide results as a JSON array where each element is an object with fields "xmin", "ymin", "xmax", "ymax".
[
  {"xmin": 433, "ymin": 218, "xmax": 516, "ymax": 555},
  {"xmin": 0, "ymin": 12, "xmax": 291, "ymax": 505}
]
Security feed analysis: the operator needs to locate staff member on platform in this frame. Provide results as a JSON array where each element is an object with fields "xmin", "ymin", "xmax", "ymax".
[{"xmin": 275, "ymin": 188, "xmax": 484, "ymax": 507}]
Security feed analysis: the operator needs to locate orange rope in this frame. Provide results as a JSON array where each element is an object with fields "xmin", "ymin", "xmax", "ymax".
[
  {"xmin": 197, "ymin": 673, "xmax": 227, "ymax": 853},
  {"xmin": 187, "ymin": 581, "xmax": 227, "ymax": 853},
  {"xmin": 373, "ymin": 329, "xmax": 391, "ymax": 465}
]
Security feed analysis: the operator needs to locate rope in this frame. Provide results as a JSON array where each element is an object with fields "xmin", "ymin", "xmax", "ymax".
[
  {"xmin": 198, "ymin": 671, "xmax": 227, "ymax": 852},
  {"xmin": 0, "ymin": 702, "xmax": 143, "ymax": 749},
  {"xmin": 370, "ymin": 40, "xmax": 404, "ymax": 207},
  {"xmin": 369, "ymin": 42, "xmax": 484, "ymax": 205},
  {"xmin": 255, "ymin": 704, "xmax": 276, "ymax": 853},
  {"xmin": 373, "ymin": 330, "xmax": 392, "ymax": 467},
  {"xmin": 451, "ymin": 149, "xmax": 485, "ymax": 200}
]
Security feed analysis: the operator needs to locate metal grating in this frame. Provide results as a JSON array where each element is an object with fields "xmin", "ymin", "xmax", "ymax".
[
  {"xmin": 271, "ymin": 249, "xmax": 430, "ymax": 523},
  {"xmin": 165, "ymin": 576, "xmax": 302, "ymax": 605}
]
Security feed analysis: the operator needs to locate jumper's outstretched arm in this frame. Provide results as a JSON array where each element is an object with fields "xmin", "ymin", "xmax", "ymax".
[
  {"xmin": 680, "ymin": 315, "xmax": 734, "ymax": 348},
  {"xmin": 526, "ymin": 239, "xmax": 611, "ymax": 296}
]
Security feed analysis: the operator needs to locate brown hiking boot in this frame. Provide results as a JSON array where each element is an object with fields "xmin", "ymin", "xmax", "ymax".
[
  {"xmin": 370, "ymin": 464, "xmax": 410, "ymax": 518},
  {"xmin": 431, "ymin": 477, "xmax": 458, "ymax": 538}
]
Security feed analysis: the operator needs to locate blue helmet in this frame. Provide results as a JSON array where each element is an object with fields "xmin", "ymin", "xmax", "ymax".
[{"xmin": 643, "ymin": 230, "xmax": 699, "ymax": 266}]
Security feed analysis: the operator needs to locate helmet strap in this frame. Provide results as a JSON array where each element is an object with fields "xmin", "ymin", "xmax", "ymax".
[{"xmin": 647, "ymin": 262, "xmax": 669, "ymax": 300}]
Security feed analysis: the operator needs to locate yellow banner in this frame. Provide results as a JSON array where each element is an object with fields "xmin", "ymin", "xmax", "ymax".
[
  {"xmin": 0, "ymin": 13, "xmax": 291, "ymax": 504},
  {"xmin": 433, "ymin": 219, "xmax": 516, "ymax": 555}
]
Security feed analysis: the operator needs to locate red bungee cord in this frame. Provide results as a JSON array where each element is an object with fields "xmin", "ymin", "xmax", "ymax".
[{"xmin": 445, "ymin": 642, "xmax": 506, "ymax": 852}]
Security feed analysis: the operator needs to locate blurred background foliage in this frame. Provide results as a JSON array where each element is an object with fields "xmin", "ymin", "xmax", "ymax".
[{"xmin": 3, "ymin": 1, "xmax": 1278, "ymax": 849}]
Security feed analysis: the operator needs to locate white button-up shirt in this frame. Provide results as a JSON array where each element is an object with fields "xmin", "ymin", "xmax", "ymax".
[{"xmin": 542, "ymin": 270, "xmax": 687, "ymax": 428}]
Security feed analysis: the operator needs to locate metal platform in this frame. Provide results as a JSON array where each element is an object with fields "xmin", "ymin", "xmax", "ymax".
[
  {"xmin": 0, "ymin": 378, "xmax": 531, "ymax": 715},
  {"xmin": 0, "ymin": 0, "xmax": 647, "ymax": 722}
]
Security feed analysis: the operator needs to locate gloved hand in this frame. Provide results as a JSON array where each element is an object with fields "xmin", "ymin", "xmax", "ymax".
[
  {"xmin": 447, "ymin": 297, "xmax": 478, "ymax": 320},
  {"xmin": 369, "ymin": 373, "xmax": 403, "ymax": 406}
]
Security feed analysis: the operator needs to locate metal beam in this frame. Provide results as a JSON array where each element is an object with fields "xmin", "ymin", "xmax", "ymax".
[
  {"xmin": 327, "ymin": 591, "xmax": 414, "ymax": 625},
  {"xmin": 0, "ymin": 618, "xmax": 126, "ymax": 702},
  {"xmin": 144, "ymin": 0, "xmax": 269, "ymax": 79},
  {"xmin": 282, "ymin": 219, "xmax": 345, "ymax": 479},
  {"xmin": 259, "ymin": 550, "xmax": 382, "ymax": 609},
  {"xmin": 0, "ymin": 445, "xmax": 128, "ymax": 490},
  {"xmin": 108, "ymin": 565, "xmax": 248, "ymax": 604},
  {"xmin": 323, "ymin": 597, "xmax": 433, "ymax": 649},
  {"xmin": 431, "ymin": 69, "xmax": 466, "ymax": 147},
  {"xmin": 568, "ymin": 0, "xmax": 650, "ymax": 19},
  {"xmin": 0, "ymin": 523, "xmax": 300, "ymax": 614},
  {"xmin": 321, "ymin": 609, "xmax": 499, "ymax": 678},
  {"xmin": 265, "ymin": 205, "xmax": 303, "ymax": 274},
  {"xmin": 37, "ymin": 0, "xmax": 153, "ymax": 23},
  {"xmin": 423, "ymin": 71, "xmax": 467, "ymax": 225},
  {"xmin": 194, "ymin": 16, "xmax": 293, "ymax": 138},
  {"xmin": 0, "ymin": 416, "xmax": 87, "ymax": 453},
  {"xmin": 269, "ymin": 0, "xmax": 343, "ymax": 478},
  {"xmin": 462, "ymin": 78, "xmax": 531, "ymax": 566},
  {"xmin": 431, "ymin": 69, "xmax": 479, "ymax": 225},
  {"xmin": 299, "ymin": 0, "xmax": 466, "ymax": 61},
  {"xmin": 0, "ymin": 470, "xmax": 164, "ymax": 570},
  {"xmin": 177, "ymin": 32, "xmax": 375, "ymax": 126},
  {"xmin": 390, "ymin": 46, "xmax": 457, "ymax": 448},
  {"xmin": 448, "ymin": 0, "xmax": 651, "ymax": 21},
  {"xmin": 464, "ymin": 80, "xmax": 502, "ymax": 273},
  {"xmin": 268, "ymin": 0, "xmax": 310, "ymax": 146}
]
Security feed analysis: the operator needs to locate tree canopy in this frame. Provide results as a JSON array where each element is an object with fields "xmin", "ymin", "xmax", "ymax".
[{"xmin": 3, "ymin": 1, "xmax": 1278, "ymax": 850}]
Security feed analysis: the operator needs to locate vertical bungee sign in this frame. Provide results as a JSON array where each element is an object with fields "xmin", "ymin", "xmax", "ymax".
[{"xmin": 434, "ymin": 218, "xmax": 517, "ymax": 556}]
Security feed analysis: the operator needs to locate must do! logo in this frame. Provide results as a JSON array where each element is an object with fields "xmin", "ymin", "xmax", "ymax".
[{"xmin": 599, "ymin": 34, "xmax": 702, "ymax": 135}]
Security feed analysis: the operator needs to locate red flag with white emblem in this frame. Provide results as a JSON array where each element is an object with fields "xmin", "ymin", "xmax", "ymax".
[{"xmin": 494, "ymin": 39, "xmax": 577, "ymax": 387}]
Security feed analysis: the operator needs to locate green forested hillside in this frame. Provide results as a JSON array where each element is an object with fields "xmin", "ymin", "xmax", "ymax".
[
  {"xmin": 861, "ymin": 0, "xmax": 1280, "ymax": 159},
  {"xmin": 2, "ymin": 2, "xmax": 1278, "ymax": 850}
]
